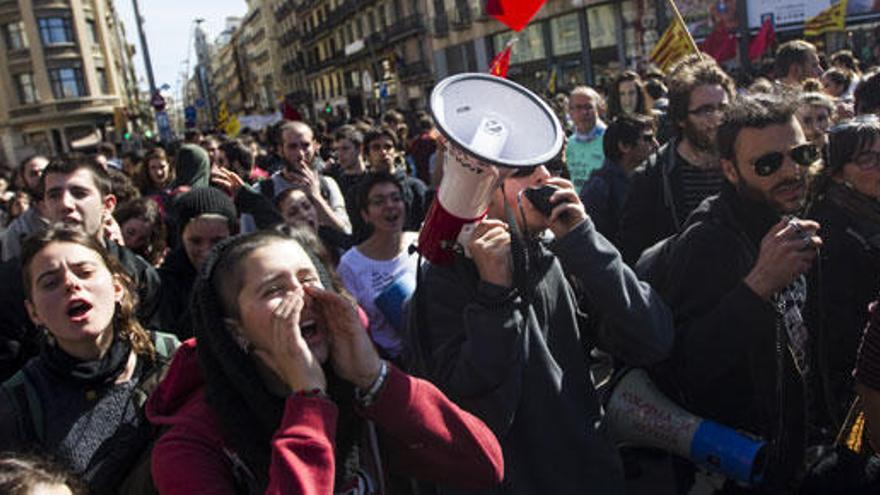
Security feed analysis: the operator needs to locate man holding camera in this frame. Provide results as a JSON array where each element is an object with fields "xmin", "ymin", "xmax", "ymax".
[
  {"xmin": 408, "ymin": 165, "xmax": 673, "ymax": 493},
  {"xmin": 640, "ymin": 94, "xmax": 821, "ymax": 492}
]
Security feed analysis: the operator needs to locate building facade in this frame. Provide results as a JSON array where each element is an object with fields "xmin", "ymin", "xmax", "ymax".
[{"xmin": 0, "ymin": 0, "xmax": 138, "ymax": 165}]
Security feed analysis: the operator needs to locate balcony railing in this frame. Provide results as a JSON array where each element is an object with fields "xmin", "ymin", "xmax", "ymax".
[
  {"xmin": 278, "ymin": 26, "xmax": 300, "ymax": 46},
  {"xmin": 450, "ymin": 6, "xmax": 472, "ymax": 30},
  {"xmin": 433, "ymin": 15, "xmax": 449, "ymax": 37},
  {"xmin": 274, "ymin": 0, "xmax": 296, "ymax": 21},
  {"xmin": 386, "ymin": 15, "xmax": 425, "ymax": 43}
]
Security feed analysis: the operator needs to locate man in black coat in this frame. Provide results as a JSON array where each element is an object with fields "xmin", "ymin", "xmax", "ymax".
[
  {"xmin": 0, "ymin": 159, "xmax": 161, "ymax": 380},
  {"xmin": 639, "ymin": 94, "xmax": 822, "ymax": 492},
  {"xmin": 618, "ymin": 55, "xmax": 735, "ymax": 265}
]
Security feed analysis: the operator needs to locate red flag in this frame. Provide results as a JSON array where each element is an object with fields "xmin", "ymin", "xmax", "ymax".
[
  {"xmin": 486, "ymin": 0, "xmax": 547, "ymax": 32},
  {"xmin": 748, "ymin": 18, "xmax": 775, "ymax": 61},
  {"xmin": 489, "ymin": 45, "xmax": 512, "ymax": 78},
  {"xmin": 701, "ymin": 23, "xmax": 737, "ymax": 63}
]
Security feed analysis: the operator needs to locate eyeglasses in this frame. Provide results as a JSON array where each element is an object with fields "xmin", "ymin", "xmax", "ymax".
[
  {"xmin": 688, "ymin": 103, "xmax": 728, "ymax": 118},
  {"xmin": 852, "ymin": 151, "xmax": 880, "ymax": 171},
  {"xmin": 752, "ymin": 143, "xmax": 820, "ymax": 177}
]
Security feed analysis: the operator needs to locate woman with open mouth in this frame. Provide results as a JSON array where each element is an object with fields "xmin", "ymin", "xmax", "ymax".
[
  {"xmin": 337, "ymin": 172, "xmax": 419, "ymax": 362},
  {"xmin": 147, "ymin": 228, "xmax": 503, "ymax": 494},
  {"xmin": 0, "ymin": 226, "xmax": 179, "ymax": 494}
]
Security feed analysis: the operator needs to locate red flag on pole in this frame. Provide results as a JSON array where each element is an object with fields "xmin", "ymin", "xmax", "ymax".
[
  {"xmin": 701, "ymin": 23, "xmax": 737, "ymax": 63},
  {"xmin": 486, "ymin": 0, "xmax": 547, "ymax": 32},
  {"xmin": 489, "ymin": 44, "xmax": 512, "ymax": 78},
  {"xmin": 748, "ymin": 18, "xmax": 775, "ymax": 61}
]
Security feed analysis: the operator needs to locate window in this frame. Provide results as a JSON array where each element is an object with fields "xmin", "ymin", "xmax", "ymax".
[
  {"xmin": 550, "ymin": 13, "xmax": 581, "ymax": 56},
  {"xmin": 494, "ymin": 23, "xmax": 545, "ymax": 64},
  {"xmin": 5, "ymin": 21, "xmax": 28, "ymax": 50},
  {"xmin": 15, "ymin": 73, "xmax": 37, "ymax": 104},
  {"xmin": 95, "ymin": 68, "xmax": 108, "ymax": 94},
  {"xmin": 38, "ymin": 17, "xmax": 74, "ymax": 45},
  {"xmin": 86, "ymin": 19, "xmax": 99, "ymax": 44},
  {"xmin": 49, "ymin": 67, "xmax": 86, "ymax": 98}
]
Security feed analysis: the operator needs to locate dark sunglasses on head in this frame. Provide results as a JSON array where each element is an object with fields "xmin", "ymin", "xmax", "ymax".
[{"xmin": 752, "ymin": 143, "xmax": 820, "ymax": 177}]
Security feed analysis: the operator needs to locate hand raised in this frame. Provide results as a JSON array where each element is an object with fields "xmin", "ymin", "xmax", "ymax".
[
  {"xmin": 305, "ymin": 285, "xmax": 382, "ymax": 390},
  {"xmin": 467, "ymin": 219, "xmax": 512, "ymax": 288},
  {"xmin": 252, "ymin": 290, "xmax": 326, "ymax": 393},
  {"xmin": 744, "ymin": 218, "xmax": 821, "ymax": 300}
]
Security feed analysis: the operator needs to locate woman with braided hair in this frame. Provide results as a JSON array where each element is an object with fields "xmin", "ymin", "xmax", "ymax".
[{"xmin": 146, "ymin": 228, "xmax": 503, "ymax": 494}]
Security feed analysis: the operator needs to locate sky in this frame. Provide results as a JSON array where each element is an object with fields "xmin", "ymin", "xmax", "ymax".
[{"xmin": 115, "ymin": 0, "xmax": 247, "ymax": 98}]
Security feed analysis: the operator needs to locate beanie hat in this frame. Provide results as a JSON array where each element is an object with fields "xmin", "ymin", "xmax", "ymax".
[{"xmin": 173, "ymin": 187, "xmax": 238, "ymax": 236}]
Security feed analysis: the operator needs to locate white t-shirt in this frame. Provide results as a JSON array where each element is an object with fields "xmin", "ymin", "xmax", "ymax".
[{"xmin": 337, "ymin": 246, "xmax": 418, "ymax": 358}]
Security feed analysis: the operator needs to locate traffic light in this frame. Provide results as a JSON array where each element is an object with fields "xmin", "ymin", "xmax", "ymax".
[
  {"xmin": 145, "ymin": 129, "xmax": 154, "ymax": 139},
  {"xmin": 123, "ymin": 132, "xmax": 131, "ymax": 140},
  {"xmin": 324, "ymin": 103, "xmax": 332, "ymax": 114}
]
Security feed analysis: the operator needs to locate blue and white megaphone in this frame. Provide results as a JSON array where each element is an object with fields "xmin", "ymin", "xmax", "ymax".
[{"xmin": 604, "ymin": 368, "xmax": 767, "ymax": 486}]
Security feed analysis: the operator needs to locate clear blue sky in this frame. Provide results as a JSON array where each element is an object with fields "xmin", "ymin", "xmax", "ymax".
[{"xmin": 115, "ymin": 0, "xmax": 246, "ymax": 96}]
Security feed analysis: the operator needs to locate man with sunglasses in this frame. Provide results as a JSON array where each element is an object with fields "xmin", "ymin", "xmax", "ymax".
[
  {"xmin": 618, "ymin": 55, "xmax": 735, "ymax": 265},
  {"xmin": 641, "ymin": 93, "xmax": 821, "ymax": 492},
  {"xmin": 580, "ymin": 114, "xmax": 658, "ymax": 245},
  {"xmin": 362, "ymin": 127, "xmax": 428, "ymax": 232}
]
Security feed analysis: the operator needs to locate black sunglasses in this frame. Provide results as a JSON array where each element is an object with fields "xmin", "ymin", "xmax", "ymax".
[
  {"xmin": 511, "ymin": 166, "xmax": 537, "ymax": 178},
  {"xmin": 752, "ymin": 144, "xmax": 819, "ymax": 177}
]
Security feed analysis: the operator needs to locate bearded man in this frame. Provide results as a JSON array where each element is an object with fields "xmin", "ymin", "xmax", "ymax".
[{"xmin": 618, "ymin": 55, "xmax": 735, "ymax": 264}]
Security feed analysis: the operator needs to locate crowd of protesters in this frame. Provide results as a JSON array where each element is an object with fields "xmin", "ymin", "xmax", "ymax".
[{"xmin": 0, "ymin": 38, "xmax": 879, "ymax": 494}]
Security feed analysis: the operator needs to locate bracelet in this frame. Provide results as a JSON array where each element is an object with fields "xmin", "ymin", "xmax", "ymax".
[{"xmin": 355, "ymin": 360, "xmax": 388, "ymax": 407}]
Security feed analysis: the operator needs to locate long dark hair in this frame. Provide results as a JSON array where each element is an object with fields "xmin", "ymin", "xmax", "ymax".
[
  {"xmin": 808, "ymin": 116, "xmax": 880, "ymax": 207},
  {"xmin": 113, "ymin": 197, "xmax": 167, "ymax": 266},
  {"xmin": 21, "ymin": 225, "xmax": 156, "ymax": 360},
  {"xmin": 191, "ymin": 228, "xmax": 362, "ymax": 490}
]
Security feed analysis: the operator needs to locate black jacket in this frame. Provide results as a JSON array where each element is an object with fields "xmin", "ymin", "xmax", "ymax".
[
  {"xmin": 806, "ymin": 181, "xmax": 880, "ymax": 434},
  {"xmin": 618, "ymin": 139, "xmax": 722, "ymax": 265},
  {"xmin": 408, "ymin": 219, "xmax": 673, "ymax": 494},
  {"xmin": 640, "ymin": 184, "xmax": 807, "ymax": 492},
  {"xmin": 580, "ymin": 158, "xmax": 630, "ymax": 246},
  {"xmin": 157, "ymin": 247, "xmax": 197, "ymax": 339},
  {"xmin": 0, "ymin": 242, "xmax": 161, "ymax": 382}
]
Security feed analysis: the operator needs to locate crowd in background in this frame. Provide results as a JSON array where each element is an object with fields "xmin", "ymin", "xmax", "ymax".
[{"xmin": 0, "ymin": 37, "xmax": 880, "ymax": 494}]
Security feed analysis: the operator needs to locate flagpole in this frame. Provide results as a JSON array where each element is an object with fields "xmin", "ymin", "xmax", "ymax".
[
  {"xmin": 490, "ymin": 35, "xmax": 520, "ymax": 74},
  {"xmin": 664, "ymin": 0, "xmax": 703, "ymax": 59}
]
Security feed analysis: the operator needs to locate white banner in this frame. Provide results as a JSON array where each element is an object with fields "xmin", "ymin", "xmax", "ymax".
[{"xmin": 746, "ymin": 0, "xmax": 832, "ymax": 28}]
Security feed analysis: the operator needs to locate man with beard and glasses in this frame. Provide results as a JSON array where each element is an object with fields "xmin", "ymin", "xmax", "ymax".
[
  {"xmin": 618, "ymin": 55, "xmax": 734, "ymax": 264},
  {"xmin": 638, "ymin": 93, "xmax": 821, "ymax": 493},
  {"xmin": 257, "ymin": 121, "xmax": 351, "ymax": 236},
  {"xmin": 2, "ymin": 155, "xmax": 49, "ymax": 261}
]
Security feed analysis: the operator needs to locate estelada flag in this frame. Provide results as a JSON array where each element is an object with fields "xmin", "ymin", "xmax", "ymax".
[
  {"xmin": 650, "ymin": 16, "xmax": 698, "ymax": 72},
  {"xmin": 804, "ymin": 0, "xmax": 847, "ymax": 37},
  {"xmin": 748, "ymin": 17, "xmax": 775, "ymax": 61},
  {"xmin": 486, "ymin": 0, "xmax": 547, "ymax": 32},
  {"xmin": 489, "ymin": 44, "xmax": 512, "ymax": 78}
]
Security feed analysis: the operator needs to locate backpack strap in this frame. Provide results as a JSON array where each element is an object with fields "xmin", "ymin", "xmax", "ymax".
[
  {"xmin": 131, "ymin": 332, "xmax": 181, "ymax": 409},
  {"xmin": 1, "ymin": 368, "xmax": 43, "ymax": 444}
]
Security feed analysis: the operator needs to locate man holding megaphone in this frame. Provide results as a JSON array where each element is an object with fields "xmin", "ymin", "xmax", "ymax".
[{"xmin": 406, "ymin": 74, "xmax": 675, "ymax": 494}]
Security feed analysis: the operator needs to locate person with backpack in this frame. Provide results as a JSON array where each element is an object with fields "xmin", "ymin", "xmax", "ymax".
[
  {"xmin": 146, "ymin": 228, "xmax": 503, "ymax": 494},
  {"xmin": 638, "ymin": 93, "xmax": 822, "ymax": 492},
  {"xmin": 0, "ymin": 226, "xmax": 179, "ymax": 495}
]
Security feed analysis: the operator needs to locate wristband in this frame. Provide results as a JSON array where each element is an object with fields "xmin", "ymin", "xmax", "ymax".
[{"xmin": 355, "ymin": 360, "xmax": 388, "ymax": 407}]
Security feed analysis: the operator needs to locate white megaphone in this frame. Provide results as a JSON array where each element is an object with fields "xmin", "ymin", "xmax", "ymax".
[
  {"xmin": 604, "ymin": 369, "xmax": 768, "ymax": 486},
  {"xmin": 418, "ymin": 73, "xmax": 564, "ymax": 264}
]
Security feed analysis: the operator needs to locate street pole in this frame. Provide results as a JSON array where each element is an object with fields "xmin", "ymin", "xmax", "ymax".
[{"xmin": 132, "ymin": 0, "xmax": 172, "ymax": 142}]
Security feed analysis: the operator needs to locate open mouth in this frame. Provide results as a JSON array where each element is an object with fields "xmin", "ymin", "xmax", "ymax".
[{"xmin": 67, "ymin": 300, "xmax": 93, "ymax": 319}]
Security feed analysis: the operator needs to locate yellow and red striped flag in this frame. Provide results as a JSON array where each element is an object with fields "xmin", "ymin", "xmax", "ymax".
[
  {"xmin": 650, "ymin": 15, "xmax": 699, "ymax": 72},
  {"xmin": 804, "ymin": 0, "xmax": 847, "ymax": 37}
]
